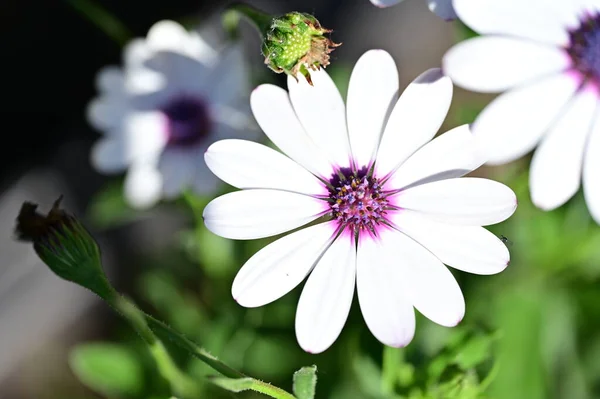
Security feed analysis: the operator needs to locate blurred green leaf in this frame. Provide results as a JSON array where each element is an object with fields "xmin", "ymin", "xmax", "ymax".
[
  {"xmin": 293, "ymin": 365, "xmax": 317, "ymax": 399},
  {"xmin": 352, "ymin": 354, "xmax": 383, "ymax": 398},
  {"xmin": 454, "ymin": 335, "xmax": 492, "ymax": 370},
  {"xmin": 489, "ymin": 286, "xmax": 546, "ymax": 399},
  {"xmin": 69, "ymin": 342, "xmax": 144, "ymax": 397},
  {"xmin": 138, "ymin": 270, "xmax": 206, "ymax": 337},
  {"xmin": 181, "ymin": 225, "xmax": 237, "ymax": 278}
]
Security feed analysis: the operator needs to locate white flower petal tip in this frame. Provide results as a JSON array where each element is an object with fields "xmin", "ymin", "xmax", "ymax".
[
  {"xmin": 529, "ymin": 87, "xmax": 597, "ymax": 211},
  {"xmin": 204, "ymin": 139, "xmax": 325, "ymax": 195},
  {"xmin": 357, "ymin": 236, "xmax": 416, "ymax": 348},
  {"xmin": 124, "ymin": 164, "xmax": 163, "ymax": 209},
  {"xmin": 296, "ymin": 237, "xmax": 356, "ymax": 354},
  {"xmin": 395, "ymin": 178, "xmax": 517, "ymax": 226},
  {"xmin": 443, "ymin": 37, "xmax": 572, "ymax": 93},
  {"xmin": 232, "ymin": 222, "xmax": 336, "ymax": 308},
  {"xmin": 347, "ymin": 49, "xmax": 399, "ymax": 168},
  {"xmin": 370, "ymin": 0, "xmax": 403, "ymax": 7},
  {"xmin": 376, "ymin": 68, "xmax": 453, "ymax": 178},
  {"xmin": 202, "ymin": 190, "xmax": 327, "ymax": 240},
  {"xmin": 390, "ymin": 211, "xmax": 511, "ymax": 275},
  {"xmin": 387, "ymin": 124, "xmax": 486, "ymax": 190},
  {"xmin": 428, "ymin": 0, "xmax": 457, "ymax": 20}
]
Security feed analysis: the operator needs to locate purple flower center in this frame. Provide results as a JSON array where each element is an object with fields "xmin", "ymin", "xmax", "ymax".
[
  {"xmin": 569, "ymin": 13, "xmax": 600, "ymax": 83},
  {"xmin": 161, "ymin": 95, "xmax": 212, "ymax": 147},
  {"xmin": 328, "ymin": 167, "xmax": 390, "ymax": 235}
]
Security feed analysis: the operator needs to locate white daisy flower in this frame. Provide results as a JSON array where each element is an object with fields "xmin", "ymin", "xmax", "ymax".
[
  {"xmin": 370, "ymin": 0, "xmax": 457, "ymax": 20},
  {"xmin": 202, "ymin": 49, "xmax": 517, "ymax": 353},
  {"xmin": 443, "ymin": 0, "xmax": 600, "ymax": 220},
  {"xmin": 87, "ymin": 20, "xmax": 252, "ymax": 209}
]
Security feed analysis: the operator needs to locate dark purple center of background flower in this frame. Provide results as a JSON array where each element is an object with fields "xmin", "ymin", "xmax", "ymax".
[
  {"xmin": 161, "ymin": 96, "xmax": 211, "ymax": 147},
  {"xmin": 328, "ymin": 166, "xmax": 389, "ymax": 235},
  {"xmin": 569, "ymin": 13, "xmax": 600, "ymax": 83}
]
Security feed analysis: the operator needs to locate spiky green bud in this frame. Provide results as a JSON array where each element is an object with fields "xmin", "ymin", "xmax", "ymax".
[
  {"xmin": 262, "ymin": 12, "xmax": 340, "ymax": 84},
  {"xmin": 15, "ymin": 197, "xmax": 114, "ymax": 300},
  {"xmin": 223, "ymin": 4, "xmax": 340, "ymax": 85}
]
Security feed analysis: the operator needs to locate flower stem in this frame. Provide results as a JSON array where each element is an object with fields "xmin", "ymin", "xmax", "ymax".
[
  {"xmin": 63, "ymin": 0, "xmax": 132, "ymax": 46},
  {"xmin": 106, "ymin": 292, "xmax": 201, "ymax": 398},
  {"xmin": 222, "ymin": 2, "xmax": 273, "ymax": 40}
]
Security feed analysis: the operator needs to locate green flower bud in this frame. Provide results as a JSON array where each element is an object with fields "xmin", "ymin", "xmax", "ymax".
[
  {"xmin": 14, "ymin": 196, "xmax": 114, "ymax": 300},
  {"xmin": 262, "ymin": 12, "xmax": 340, "ymax": 84},
  {"xmin": 223, "ymin": 4, "xmax": 340, "ymax": 85}
]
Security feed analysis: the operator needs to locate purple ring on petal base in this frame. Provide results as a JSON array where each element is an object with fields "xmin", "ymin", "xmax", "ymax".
[
  {"xmin": 160, "ymin": 95, "xmax": 212, "ymax": 148},
  {"xmin": 327, "ymin": 165, "xmax": 395, "ymax": 238},
  {"xmin": 569, "ymin": 12, "xmax": 600, "ymax": 88}
]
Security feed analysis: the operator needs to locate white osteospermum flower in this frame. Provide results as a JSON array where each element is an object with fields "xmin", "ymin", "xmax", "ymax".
[
  {"xmin": 370, "ymin": 0, "xmax": 457, "ymax": 20},
  {"xmin": 444, "ymin": 0, "xmax": 600, "ymax": 221},
  {"xmin": 203, "ymin": 49, "xmax": 517, "ymax": 353},
  {"xmin": 88, "ymin": 20, "xmax": 252, "ymax": 208}
]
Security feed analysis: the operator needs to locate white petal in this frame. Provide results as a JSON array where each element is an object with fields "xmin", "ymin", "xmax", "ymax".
[
  {"xmin": 530, "ymin": 86, "xmax": 597, "ymax": 210},
  {"xmin": 389, "ymin": 210, "xmax": 510, "ymax": 275},
  {"xmin": 86, "ymin": 96, "xmax": 129, "ymax": 131},
  {"xmin": 347, "ymin": 50, "xmax": 399, "ymax": 168},
  {"xmin": 91, "ymin": 138, "xmax": 128, "ymax": 173},
  {"xmin": 158, "ymin": 147, "xmax": 197, "ymax": 198},
  {"xmin": 95, "ymin": 66, "xmax": 124, "ymax": 93},
  {"xmin": 90, "ymin": 112, "xmax": 168, "ymax": 173},
  {"xmin": 376, "ymin": 68, "xmax": 453, "ymax": 178},
  {"xmin": 287, "ymin": 69, "xmax": 351, "ymax": 167},
  {"xmin": 250, "ymin": 84, "xmax": 333, "ymax": 178},
  {"xmin": 393, "ymin": 177, "xmax": 517, "ymax": 226},
  {"xmin": 124, "ymin": 163, "xmax": 163, "ymax": 209},
  {"xmin": 386, "ymin": 124, "xmax": 483, "ymax": 190},
  {"xmin": 473, "ymin": 72, "xmax": 580, "ymax": 165},
  {"xmin": 203, "ymin": 190, "xmax": 327, "ymax": 240},
  {"xmin": 125, "ymin": 66, "xmax": 167, "ymax": 95},
  {"xmin": 205, "ymin": 140, "xmax": 325, "ymax": 195},
  {"xmin": 584, "ymin": 112, "xmax": 600, "ymax": 224},
  {"xmin": 146, "ymin": 20, "xmax": 217, "ymax": 63},
  {"xmin": 233, "ymin": 221, "xmax": 337, "ymax": 308},
  {"xmin": 443, "ymin": 37, "xmax": 571, "ymax": 93},
  {"xmin": 380, "ymin": 229, "xmax": 465, "ymax": 327},
  {"xmin": 427, "ymin": 0, "xmax": 457, "ymax": 20},
  {"xmin": 296, "ymin": 236, "xmax": 356, "ymax": 353},
  {"xmin": 357, "ymin": 235, "xmax": 415, "ymax": 347},
  {"xmin": 123, "ymin": 38, "xmax": 151, "ymax": 67},
  {"xmin": 211, "ymin": 44, "xmax": 249, "ymax": 107},
  {"xmin": 370, "ymin": 0, "xmax": 403, "ymax": 7},
  {"xmin": 143, "ymin": 51, "xmax": 210, "ymax": 94},
  {"xmin": 453, "ymin": 0, "xmax": 577, "ymax": 46}
]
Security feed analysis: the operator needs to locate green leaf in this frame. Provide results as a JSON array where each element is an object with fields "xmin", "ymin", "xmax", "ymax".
[
  {"xmin": 293, "ymin": 365, "xmax": 317, "ymax": 399},
  {"xmin": 209, "ymin": 376, "xmax": 296, "ymax": 398},
  {"xmin": 69, "ymin": 342, "xmax": 143, "ymax": 397},
  {"xmin": 454, "ymin": 335, "xmax": 493, "ymax": 370}
]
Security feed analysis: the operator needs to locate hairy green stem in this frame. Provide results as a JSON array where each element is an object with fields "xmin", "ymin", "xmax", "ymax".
[{"xmin": 107, "ymin": 292, "xmax": 200, "ymax": 398}]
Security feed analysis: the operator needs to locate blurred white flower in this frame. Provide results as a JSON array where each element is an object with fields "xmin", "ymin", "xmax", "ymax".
[
  {"xmin": 87, "ymin": 20, "xmax": 253, "ymax": 209},
  {"xmin": 370, "ymin": 0, "xmax": 457, "ymax": 20},
  {"xmin": 203, "ymin": 50, "xmax": 516, "ymax": 353},
  {"xmin": 444, "ymin": 0, "xmax": 600, "ymax": 221}
]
